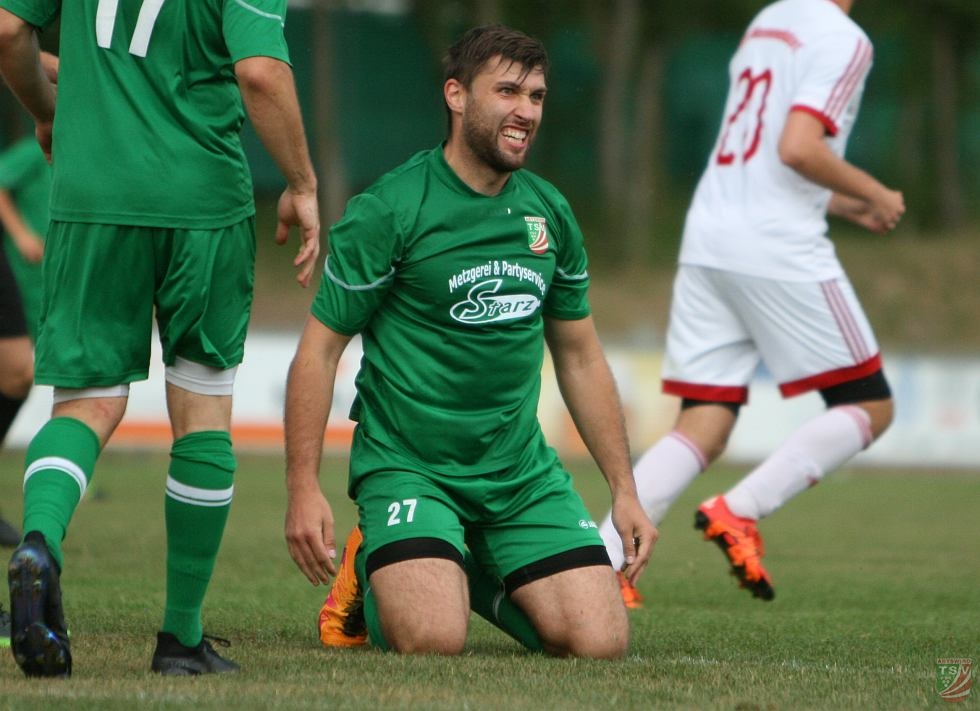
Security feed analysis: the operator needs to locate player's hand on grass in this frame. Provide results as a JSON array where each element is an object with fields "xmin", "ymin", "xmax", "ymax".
[
  {"xmin": 285, "ymin": 490, "xmax": 337, "ymax": 585},
  {"xmin": 613, "ymin": 495, "xmax": 658, "ymax": 586},
  {"xmin": 275, "ymin": 188, "xmax": 320, "ymax": 288}
]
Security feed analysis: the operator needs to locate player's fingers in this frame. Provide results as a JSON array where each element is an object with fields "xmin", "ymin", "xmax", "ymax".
[
  {"xmin": 622, "ymin": 535, "xmax": 638, "ymax": 566},
  {"xmin": 294, "ymin": 237, "xmax": 319, "ymax": 287},
  {"xmin": 274, "ymin": 220, "xmax": 289, "ymax": 246},
  {"xmin": 287, "ymin": 541, "xmax": 321, "ymax": 585},
  {"xmin": 304, "ymin": 541, "xmax": 334, "ymax": 585}
]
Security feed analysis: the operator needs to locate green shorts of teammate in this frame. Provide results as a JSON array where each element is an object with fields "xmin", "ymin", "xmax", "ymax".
[
  {"xmin": 35, "ymin": 218, "xmax": 255, "ymax": 388},
  {"xmin": 350, "ymin": 427, "xmax": 609, "ymax": 593}
]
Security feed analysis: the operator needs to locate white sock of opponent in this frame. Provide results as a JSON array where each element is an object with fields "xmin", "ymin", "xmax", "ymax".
[
  {"xmin": 599, "ymin": 431, "xmax": 707, "ymax": 569},
  {"xmin": 724, "ymin": 405, "xmax": 873, "ymax": 520}
]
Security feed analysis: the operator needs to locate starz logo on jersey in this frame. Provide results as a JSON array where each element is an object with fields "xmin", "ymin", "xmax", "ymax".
[
  {"xmin": 524, "ymin": 216, "xmax": 549, "ymax": 254},
  {"xmin": 450, "ymin": 279, "xmax": 542, "ymax": 325}
]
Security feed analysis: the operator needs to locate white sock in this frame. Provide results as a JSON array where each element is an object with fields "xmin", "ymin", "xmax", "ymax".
[
  {"xmin": 599, "ymin": 431, "xmax": 707, "ymax": 569},
  {"xmin": 724, "ymin": 405, "xmax": 872, "ymax": 520}
]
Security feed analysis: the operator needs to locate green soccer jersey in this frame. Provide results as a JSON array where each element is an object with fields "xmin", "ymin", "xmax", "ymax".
[
  {"xmin": 0, "ymin": 136, "xmax": 51, "ymax": 336},
  {"xmin": 311, "ymin": 146, "xmax": 592, "ymax": 475},
  {"xmin": 0, "ymin": 0, "xmax": 290, "ymax": 228}
]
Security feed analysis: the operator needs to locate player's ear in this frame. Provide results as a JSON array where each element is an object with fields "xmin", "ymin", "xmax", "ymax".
[{"xmin": 444, "ymin": 78, "xmax": 465, "ymax": 116}]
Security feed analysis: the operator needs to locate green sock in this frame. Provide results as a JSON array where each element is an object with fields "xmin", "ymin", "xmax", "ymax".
[
  {"xmin": 22, "ymin": 417, "xmax": 100, "ymax": 570},
  {"xmin": 465, "ymin": 552, "xmax": 543, "ymax": 652},
  {"xmin": 356, "ymin": 545, "xmax": 389, "ymax": 650},
  {"xmin": 162, "ymin": 431, "xmax": 235, "ymax": 648}
]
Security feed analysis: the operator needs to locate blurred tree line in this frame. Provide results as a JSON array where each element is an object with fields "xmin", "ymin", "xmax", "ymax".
[{"xmin": 2, "ymin": 0, "xmax": 977, "ymax": 268}]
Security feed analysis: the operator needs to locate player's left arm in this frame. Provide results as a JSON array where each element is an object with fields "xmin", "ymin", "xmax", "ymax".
[
  {"xmin": 544, "ymin": 315, "xmax": 658, "ymax": 583},
  {"xmin": 779, "ymin": 110, "xmax": 905, "ymax": 233},
  {"xmin": 0, "ymin": 10, "xmax": 56, "ymax": 160}
]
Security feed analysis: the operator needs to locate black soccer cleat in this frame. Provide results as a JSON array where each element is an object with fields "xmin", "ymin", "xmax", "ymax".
[
  {"xmin": 8, "ymin": 531, "xmax": 72, "ymax": 677},
  {"xmin": 151, "ymin": 631, "xmax": 240, "ymax": 676}
]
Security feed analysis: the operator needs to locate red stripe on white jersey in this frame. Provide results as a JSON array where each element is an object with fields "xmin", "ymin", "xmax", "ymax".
[{"xmin": 824, "ymin": 38, "xmax": 872, "ymax": 124}]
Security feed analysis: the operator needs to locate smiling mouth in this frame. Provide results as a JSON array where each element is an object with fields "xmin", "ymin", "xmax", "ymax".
[{"xmin": 501, "ymin": 127, "xmax": 529, "ymax": 146}]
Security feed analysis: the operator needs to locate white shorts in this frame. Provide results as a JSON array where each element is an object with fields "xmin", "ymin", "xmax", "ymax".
[{"xmin": 662, "ymin": 265, "xmax": 882, "ymax": 403}]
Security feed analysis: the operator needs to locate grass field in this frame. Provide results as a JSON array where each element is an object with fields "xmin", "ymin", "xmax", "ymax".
[{"xmin": 0, "ymin": 448, "xmax": 977, "ymax": 710}]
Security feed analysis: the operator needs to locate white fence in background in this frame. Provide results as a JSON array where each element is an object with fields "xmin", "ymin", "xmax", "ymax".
[{"xmin": 7, "ymin": 333, "xmax": 979, "ymax": 469}]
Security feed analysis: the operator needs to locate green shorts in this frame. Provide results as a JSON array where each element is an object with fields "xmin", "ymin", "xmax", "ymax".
[
  {"xmin": 350, "ymin": 427, "xmax": 604, "ymax": 580},
  {"xmin": 35, "ymin": 218, "xmax": 255, "ymax": 388}
]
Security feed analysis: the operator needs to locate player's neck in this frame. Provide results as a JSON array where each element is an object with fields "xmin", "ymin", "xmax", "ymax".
[
  {"xmin": 442, "ymin": 138, "xmax": 512, "ymax": 196},
  {"xmin": 828, "ymin": 0, "xmax": 854, "ymax": 15}
]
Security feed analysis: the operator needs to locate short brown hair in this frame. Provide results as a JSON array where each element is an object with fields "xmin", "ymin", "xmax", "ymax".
[{"xmin": 443, "ymin": 24, "xmax": 549, "ymax": 87}]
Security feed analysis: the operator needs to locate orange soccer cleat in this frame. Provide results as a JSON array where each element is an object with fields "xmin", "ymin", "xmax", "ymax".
[
  {"xmin": 318, "ymin": 526, "xmax": 368, "ymax": 648},
  {"xmin": 616, "ymin": 571, "xmax": 644, "ymax": 610},
  {"xmin": 695, "ymin": 496, "xmax": 774, "ymax": 601}
]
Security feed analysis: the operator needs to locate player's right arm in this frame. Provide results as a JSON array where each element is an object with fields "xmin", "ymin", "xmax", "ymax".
[
  {"xmin": 779, "ymin": 110, "xmax": 905, "ymax": 233},
  {"xmin": 235, "ymin": 55, "xmax": 320, "ymax": 287},
  {"xmin": 284, "ymin": 314, "xmax": 353, "ymax": 586},
  {"xmin": 0, "ymin": 9, "xmax": 56, "ymax": 159}
]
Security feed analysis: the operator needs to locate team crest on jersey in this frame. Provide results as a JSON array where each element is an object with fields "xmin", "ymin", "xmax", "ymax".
[{"xmin": 524, "ymin": 216, "xmax": 549, "ymax": 254}]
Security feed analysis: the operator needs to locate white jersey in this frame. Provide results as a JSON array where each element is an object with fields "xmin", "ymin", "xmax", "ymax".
[{"xmin": 679, "ymin": 0, "xmax": 873, "ymax": 281}]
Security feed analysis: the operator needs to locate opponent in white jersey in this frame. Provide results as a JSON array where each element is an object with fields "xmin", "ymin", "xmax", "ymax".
[{"xmin": 599, "ymin": 0, "xmax": 905, "ymax": 607}]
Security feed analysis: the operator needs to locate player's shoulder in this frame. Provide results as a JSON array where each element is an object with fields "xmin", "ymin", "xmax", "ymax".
[
  {"xmin": 350, "ymin": 148, "xmax": 433, "ymax": 223},
  {"xmin": 365, "ymin": 147, "xmax": 430, "ymax": 196},
  {"xmin": 512, "ymin": 169, "xmax": 572, "ymax": 209}
]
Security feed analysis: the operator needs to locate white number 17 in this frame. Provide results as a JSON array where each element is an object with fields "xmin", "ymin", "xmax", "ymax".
[{"xmin": 96, "ymin": 0, "xmax": 166, "ymax": 58}]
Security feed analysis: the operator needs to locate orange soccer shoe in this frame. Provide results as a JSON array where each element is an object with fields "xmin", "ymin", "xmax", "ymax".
[
  {"xmin": 318, "ymin": 526, "xmax": 368, "ymax": 648},
  {"xmin": 695, "ymin": 496, "xmax": 775, "ymax": 601},
  {"xmin": 616, "ymin": 571, "xmax": 644, "ymax": 610}
]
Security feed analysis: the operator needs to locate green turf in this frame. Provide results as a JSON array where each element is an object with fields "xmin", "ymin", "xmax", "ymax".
[{"xmin": 0, "ymin": 448, "xmax": 976, "ymax": 709}]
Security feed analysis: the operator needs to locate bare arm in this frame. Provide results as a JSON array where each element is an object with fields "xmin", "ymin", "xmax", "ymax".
[
  {"xmin": 544, "ymin": 315, "xmax": 658, "ymax": 584},
  {"xmin": 284, "ymin": 314, "xmax": 353, "ymax": 585},
  {"xmin": 0, "ymin": 10, "xmax": 56, "ymax": 159},
  {"xmin": 0, "ymin": 190, "xmax": 43, "ymax": 262},
  {"xmin": 235, "ymin": 56, "xmax": 320, "ymax": 287},
  {"xmin": 778, "ymin": 110, "xmax": 904, "ymax": 233}
]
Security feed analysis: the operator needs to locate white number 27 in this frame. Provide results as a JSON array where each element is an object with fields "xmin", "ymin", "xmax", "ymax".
[{"xmin": 96, "ymin": 0, "xmax": 167, "ymax": 58}]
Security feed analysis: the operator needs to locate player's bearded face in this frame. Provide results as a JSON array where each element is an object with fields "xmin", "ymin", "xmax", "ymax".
[{"xmin": 461, "ymin": 59, "xmax": 545, "ymax": 173}]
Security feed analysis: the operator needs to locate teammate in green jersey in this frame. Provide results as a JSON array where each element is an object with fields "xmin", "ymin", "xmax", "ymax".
[
  {"xmin": 0, "ymin": 1, "xmax": 320, "ymax": 677},
  {"xmin": 284, "ymin": 24, "xmax": 657, "ymax": 658},
  {"xmin": 0, "ymin": 51, "xmax": 58, "ymax": 551},
  {"xmin": 0, "ymin": 135, "xmax": 48, "ymax": 549}
]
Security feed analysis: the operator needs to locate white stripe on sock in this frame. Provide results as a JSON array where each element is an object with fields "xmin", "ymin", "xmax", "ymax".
[
  {"xmin": 165, "ymin": 476, "xmax": 234, "ymax": 507},
  {"xmin": 24, "ymin": 456, "xmax": 88, "ymax": 498}
]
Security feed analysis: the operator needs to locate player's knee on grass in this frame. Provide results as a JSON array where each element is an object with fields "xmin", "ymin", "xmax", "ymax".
[
  {"xmin": 369, "ymin": 555, "xmax": 469, "ymax": 655},
  {"xmin": 510, "ymin": 564, "xmax": 629, "ymax": 659}
]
